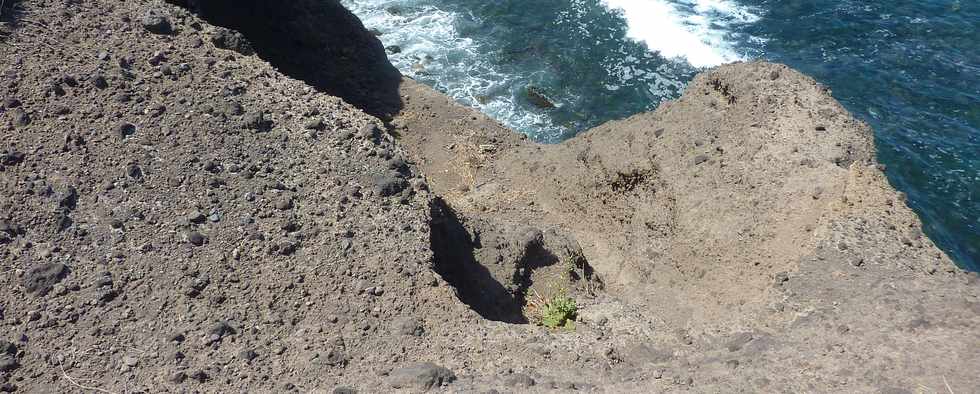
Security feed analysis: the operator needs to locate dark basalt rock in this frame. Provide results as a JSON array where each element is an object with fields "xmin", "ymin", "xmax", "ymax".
[
  {"xmin": 141, "ymin": 9, "xmax": 173, "ymax": 35},
  {"xmin": 210, "ymin": 27, "xmax": 255, "ymax": 56},
  {"xmin": 23, "ymin": 262, "xmax": 70, "ymax": 296}
]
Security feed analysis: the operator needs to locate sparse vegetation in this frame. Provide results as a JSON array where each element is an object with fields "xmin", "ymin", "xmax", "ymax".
[{"xmin": 526, "ymin": 289, "xmax": 578, "ymax": 329}]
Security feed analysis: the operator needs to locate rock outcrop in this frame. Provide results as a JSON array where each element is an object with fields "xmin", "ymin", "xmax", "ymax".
[
  {"xmin": 0, "ymin": 0, "xmax": 976, "ymax": 393},
  {"xmin": 394, "ymin": 62, "xmax": 980, "ymax": 392}
]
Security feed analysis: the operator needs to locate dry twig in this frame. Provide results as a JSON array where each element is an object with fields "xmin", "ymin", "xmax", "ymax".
[
  {"xmin": 58, "ymin": 353, "xmax": 118, "ymax": 394},
  {"xmin": 943, "ymin": 376, "xmax": 955, "ymax": 394}
]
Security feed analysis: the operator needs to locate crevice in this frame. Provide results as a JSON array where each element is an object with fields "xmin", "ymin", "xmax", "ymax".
[
  {"xmin": 429, "ymin": 198, "xmax": 600, "ymax": 324},
  {"xmin": 429, "ymin": 198, "xmax": 528, "ymax": 323}
]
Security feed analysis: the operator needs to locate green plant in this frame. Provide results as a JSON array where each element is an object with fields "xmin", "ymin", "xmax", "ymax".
[{"xmin": 526, "ymin": 289, "xmax": 578, "ymax": 329}]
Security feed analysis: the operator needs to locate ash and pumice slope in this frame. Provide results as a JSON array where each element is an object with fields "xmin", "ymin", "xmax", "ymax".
[{"xmin": 0, "ymin": 0, "xmax": 977, "ymax": 393}]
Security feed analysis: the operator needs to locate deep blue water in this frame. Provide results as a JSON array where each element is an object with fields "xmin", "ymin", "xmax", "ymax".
[{"xmin": 343, "ymin": 0, "xmax": 980, "ymax": 271}]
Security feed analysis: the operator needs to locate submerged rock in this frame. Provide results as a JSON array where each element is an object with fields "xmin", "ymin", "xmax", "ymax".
[{"xmin": 526, "ymin": 86, "xmax": 556, "ymax": 109}]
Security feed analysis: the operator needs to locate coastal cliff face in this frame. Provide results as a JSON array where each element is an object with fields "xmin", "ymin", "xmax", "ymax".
[
  {"xmin": 397, "ymin": 63, "xmax": 980, "ymax": 391},
  {"xmin": 0, "ymin": 1, "xmax": 977, "ymax": 393}
]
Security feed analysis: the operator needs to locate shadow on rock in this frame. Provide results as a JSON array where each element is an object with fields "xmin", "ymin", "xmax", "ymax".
[
  {"xmin": 430, "ymin": 198, "xmax": 527, "ymax": 323},
  {"xmin": 0, "ymin": 0, "xmax": 24, "ymax": 38},
  {"xmin": 429, "ymin": 198, "xmax": 600, "ymax": 324},
  {"xmin": 170, "ymin": 0, "xmax": 403, "ymax": 120}
]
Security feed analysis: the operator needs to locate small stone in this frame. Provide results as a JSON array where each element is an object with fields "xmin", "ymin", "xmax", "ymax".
[
  {"xmin": 372, "ymin": 173, "xmax": 408, "ymax": 197},
  {"xmin": 726, "ymin": 332, "xmax": 754, "ymax": 352},
  {"xmin": 304, "ymin": 118, "xmax": 325, "ymax": 130},
  {"xmin": 148, "ymin": 51, "xmax": 166, "ymax": 66},
  {"xmin": 333, "ymin": 386, "xmax": 357, "ymax": 394},
  {"xmin": 387, "ymin": 158, "xmax": 409, "ymax": 175},
  {"xmin": 125, "ymin": 164, "xmax": 143, "ymax": 179},
  {"xmin": 140, "ymin": 9, "xmax": 172, "ymax": 35},
  {"xmin": 2, "ymin": 98, "xmax": 21, "ymax": 108},
  {"xmin": 505, "ymin": 373, "xmax": 536, "ymax": 388},
  {"xmin": 52, "ymin": 105, "xmax": 71, "ymax": 115},
  {"xmin": 170, "ymin": 371, "xmax": 187, "ymax": 383},
  {"xmin": 0, "ymin": 354, "xmax": 17, "ymax": 372},
  {"xmin": 116, "ymin": 122, "xmax": 137, "ymax": 140},
  {"xmin": 23, "ymin": 263, "xmax": 69, "ymax": 296},
  {"xmin": 811, "ymin": 187, "xmax": 824, "ymax": 200},
  {"xmin": 186, "ymin": 231, "xmax": 205, "ymax": 246},
  {"xmin": 322, "ymin": 348, "xmax": 349, "ymax": 367},
  {"xmin": 275, "ymin": 197, "xmax": 294, "ymax": 211},
  {"xmin": 239, "ymin": 348, "xmax": 258, "ymax": 362},
  {"xmin": 277, "ymin": 240, "xmax": 299, "ymax": 256},
  {"xmin": 187, "ymin": 210, "xmax": 206, "ymax": 224},
  {"xmin": 12, "ymin": 108, "xmax": 30, "ymax": 127},
  {"xmin": 395, "ymin": 317, "xmax": 424, "ymax": 336},
  {"xmin": 56, "ymin": 185, "xmax": 78, "ymax": 210},
  {"xmin": 122, "ymin": 355, "xmax": 139, "ymax": 367},
  {"xmin": 211, "ymin": 28, "xmax": 255, "ymax": 55},
  {"xmin": 693, "ymin": 154, "xmax": 709, "ymax": 165},
  {"xmin": 358, "ymin": 123, "xmax": 380, "ymax": 142},
  {"xmin": 147, "ymin": 104, "xmax": 166, "ymax": 117},
  {"xmin": 0, "ymin": 341, "xmax": 15, "ymax": 355},
  {"xmin": 0, "ymin": 150, "xmax": 25, "ymax": 166},
  {"xmin": 244, "ymin": 111, "xmax": 272, "ymax": 132},
  {"xmin": 388, "ymin": 362, "xmax": 455, "ymax": 390},
  {"xmin": 208, "ymin": 321, "xmax": 234, "ymax": 340},
  {"xmin": 220, "ymin": 101, "xmax": 244, "ymax": 117},
  {"xmin": 190, "ymin": 369, "xmax": 209, "ymax": 382}
]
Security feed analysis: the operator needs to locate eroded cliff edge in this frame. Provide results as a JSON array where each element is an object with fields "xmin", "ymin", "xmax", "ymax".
[
  {"xmin": 0, "ymin": 0, "xmax": 977, "ymax": 393},
  {"xmin": 396, "ymin": 62, "xmax": 980, "ymax": 392}
]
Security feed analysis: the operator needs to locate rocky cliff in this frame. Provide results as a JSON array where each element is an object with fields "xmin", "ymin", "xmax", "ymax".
[{"xmin": 0, "ymin": 1, "xmax": 976, "ymax": 393}]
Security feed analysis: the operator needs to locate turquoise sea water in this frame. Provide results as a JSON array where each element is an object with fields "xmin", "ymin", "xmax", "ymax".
[{"xmin": 342, "ymin": 0, "xmax": 980, "ymax": 271}]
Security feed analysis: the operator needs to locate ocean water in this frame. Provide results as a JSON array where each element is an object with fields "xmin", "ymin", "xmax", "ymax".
[{"xmin": 342, "ymin": 0, "xmax": 980, "ymax": 271}]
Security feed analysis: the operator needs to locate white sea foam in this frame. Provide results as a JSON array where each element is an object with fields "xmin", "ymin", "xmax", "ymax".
[
  {"xmin": 343, "ymin": 0, "xmax": 560, "ymax": 139},
  {"xmin": 600, "ymin": 0, "xmax": 760, "ymax": 67},
  {"xmin": 342, "ymin": 0, "xmax": 760, "ymax": 140}
]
